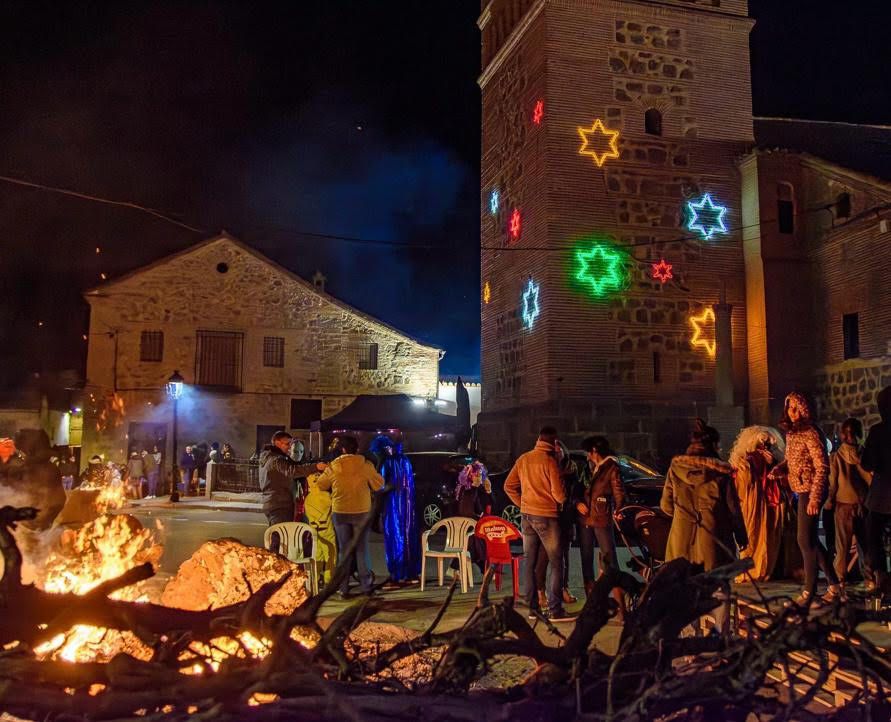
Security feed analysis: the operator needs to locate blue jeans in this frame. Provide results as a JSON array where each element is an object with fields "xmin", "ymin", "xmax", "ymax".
[
  {"xmin": 333, "ymin": 512, "xmax": 373, "ymax": 594},
  {"xmin": 521, "ymin": 514, "xmax": 564, "ymax": 615}
]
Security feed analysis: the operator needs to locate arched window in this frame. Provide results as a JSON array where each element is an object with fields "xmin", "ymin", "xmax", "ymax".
[
  {"xmin": 645, "ymin": 108, "xmax": 663, "ymax": 136},
  {"xmin": 836, "ymin": 192, "xmax": 851, "ymax": 219}
]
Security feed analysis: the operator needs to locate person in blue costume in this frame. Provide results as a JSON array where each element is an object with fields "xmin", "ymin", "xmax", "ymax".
[{"xmin": 370, "ymin": 435, "xmax": 421, "ymax": 584}]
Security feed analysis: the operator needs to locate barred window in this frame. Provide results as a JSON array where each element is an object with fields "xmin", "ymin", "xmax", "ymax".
[
  {"xmin": 140, "ymin": 331, "xmax": 164, "ymax": 362},
  {"xmin": 263, "ymin": 336, "xmax": 285, "ymax": 368},
  {"xmin": 358, "ymin": 343, "xmax": 379, "ymax": 370},
  {"xmin": 195, "ymin": 330, "xmax": 243, "ymax": 390}
]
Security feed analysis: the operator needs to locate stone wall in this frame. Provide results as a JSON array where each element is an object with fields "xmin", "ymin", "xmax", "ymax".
[
  {"xmin": 813, "ymin": 357, "xmax": 891, "ymax": 436},
  {"xmin": 82, "ymin": 236, "xmax": 440, "ymax": 467}
]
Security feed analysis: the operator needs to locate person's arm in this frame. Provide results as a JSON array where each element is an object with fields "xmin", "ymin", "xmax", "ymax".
[
  {"xmin": 365, "ymin": 462, "xmax": 385, "ymax": 492},
  {"xmin": 314, "ymin": 464, "xmax": 335, "ymax": 492},
  {"xmin": 609, "ymin": 463, "xmax": 626, "ymax": 510},
  {"xmin": 806, "ymin": 430, "xmax": 829, "ymax": 514},
  {"xmin": 265, "ymin": 455, "xmax": 319, "ymax": 479},
  {"xmin": 660, "ymin": 466, "xmax": 675, "ymax": 517},
  {"xmin": 861, "ymin": 429, "xmax": 879, "ymax": 473},
  {"xmin": 504, "ymin": 460, "xmax": 522, "ymax": 508},
  {"xmin": 547, "ymin": 456, "xmax": 567, "ymax": 506},
  {"xmin": 826, "ymin": 452, "xmax": 839, "ymax": 509}
]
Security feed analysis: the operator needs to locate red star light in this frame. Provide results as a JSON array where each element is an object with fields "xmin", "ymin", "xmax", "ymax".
[
  {"xmin": 509, "ymin": 208, "xmax": 522, "ymax": 241},
  {"xmin": 651, "ymin": 259, "xmax": 673, "ymax": 284},
  {"xmin": 532, "ymin": 99, "xmax": 544, "ymax": 125}
]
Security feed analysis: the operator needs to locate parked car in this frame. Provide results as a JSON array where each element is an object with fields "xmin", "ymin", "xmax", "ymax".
[
  {"xmin": 566, "ymin": 451, "xmax": 666, "ymax": 509},
  {"xmin": 407, "ymin": 452, "xmax": 513, "ymax": 529}
]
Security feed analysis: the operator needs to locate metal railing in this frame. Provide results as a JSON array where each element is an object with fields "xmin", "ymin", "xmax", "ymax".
[{"xmin": 207, "ymin": 458, "xmax": 260, "ymax": 494}]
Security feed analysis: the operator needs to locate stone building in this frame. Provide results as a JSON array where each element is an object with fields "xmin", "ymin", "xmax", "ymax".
[
  {"xmin": 477, "ymin": 1, "xmax": 891, "ymax": 465},
  {"xmin": 81, "ymin": 234, "xmax": 441, "ymax": 469}
]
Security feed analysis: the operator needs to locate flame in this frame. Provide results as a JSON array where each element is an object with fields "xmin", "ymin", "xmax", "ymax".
[{"xmin": 33, "ymin": 511, "xmax": 316, "ymax": 671}]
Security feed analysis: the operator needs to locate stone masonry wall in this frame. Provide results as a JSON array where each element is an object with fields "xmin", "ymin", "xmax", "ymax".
[
  {"xmin": 82, "ymin": 237, "xmax": 440, "ymax": 467},
  {"xmin": 813, "ymin": 357, "xmax": 891, "ymax": 437}
]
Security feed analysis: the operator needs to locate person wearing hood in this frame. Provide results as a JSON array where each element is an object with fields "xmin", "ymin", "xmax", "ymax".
[
  {"xmin": 504, "ymin": 426, "xmax": 575, "ymax": 623},
  {"xmin": 370, "ymin": 435, "xmax": 420, "ymax": 586},
  {"xmin": 782, "ymin": 392, "xmax": 840, "ymax": 604},
  {"xmin": 826, "ymin": 418, "xmax": 873, "ymax": 597},
  {"xmin": 728, "ymin": 426, "xmax": 785, "ymax": 582},
  {"xmin": 863, "ymin": 386, "xmax": 891, "ymax": 598},
  {"xmin": 575, "ymin": 435, "xmax": 626, "ymax": 615},
  {"xmin": 314, "ymin": 435, "xmax": 385, "ymax": 597},
  {"xmin": 662, "ymin": 420, "xmax": 743, "ymax": 571},
  {"xmin": 259, "ymin": 431, "xmax": 324, "ymax": 535}
]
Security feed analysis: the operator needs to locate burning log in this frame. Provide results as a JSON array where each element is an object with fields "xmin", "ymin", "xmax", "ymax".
[{"xmin": 2, "ymin": 500, "xmax": 891, "ymax": 722}]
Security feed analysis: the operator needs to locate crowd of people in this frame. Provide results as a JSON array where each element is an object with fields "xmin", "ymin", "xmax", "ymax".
[
  {"xmin": 501, "ymin": 386, "xmax": 891, "ymax": 623},
  {"xmin": 257, "ymin": 430, "xmax": 421, "ymax": 598}
]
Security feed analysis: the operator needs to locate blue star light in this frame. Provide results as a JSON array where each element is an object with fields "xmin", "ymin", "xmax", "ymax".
[
  {"xmin": 489, "ymin": 188, "xmax": 500, "ymax": 215},
  {"xmin": 687, "ymin": 193, "xmax": 728, "ymax": 240},
  {"xmin": 521, "ymin": 278, "xmax": 540, "ymax": 329}
]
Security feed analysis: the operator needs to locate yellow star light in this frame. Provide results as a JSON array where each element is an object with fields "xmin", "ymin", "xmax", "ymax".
[
  {"xmin": 483, "ymin": 281, "xmax": 491, "ymax": 305},
  {"xmin": 689, "ymin": 307, "xmax": 716, "ymax": 358},
  {"xmin": 577, "ymin": 119, "xmax": 620, "ymax": 167}
]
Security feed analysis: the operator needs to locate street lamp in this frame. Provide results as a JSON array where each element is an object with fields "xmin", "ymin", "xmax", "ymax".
[{"xmin": 166, "ymin": 370, "xmax": 184, "ymax": 497}]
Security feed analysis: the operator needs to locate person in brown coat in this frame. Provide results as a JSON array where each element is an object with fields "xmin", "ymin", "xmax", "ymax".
[
  {"xmin": 661, "ymin": 420, "xmax": 743, "ymax": 571},
  {"xmin": 575, "ymin": 436, "xmax": 626, "ymax": 615}
]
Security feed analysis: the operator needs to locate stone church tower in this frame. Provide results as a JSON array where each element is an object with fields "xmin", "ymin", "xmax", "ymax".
[{"xmin": 478, "ymin": 0, "xmax": 755, "ymax": 465}]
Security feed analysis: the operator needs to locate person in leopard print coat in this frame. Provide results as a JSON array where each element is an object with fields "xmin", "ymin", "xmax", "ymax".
[{"xmin": 782, "ymin": 392, "xmax": 840, "ymax": 604}]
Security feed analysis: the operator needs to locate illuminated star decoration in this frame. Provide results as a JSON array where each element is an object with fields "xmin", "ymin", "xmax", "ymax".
[
  {"xmin": 577, "ymin": 119, "xmax": 620, "ymax": 167},
  {"xmin": 521, "ymin": 278, "xmax": 540, "ymax": 329},
  {"xmin": 532, "ymin": 99, "xmax": 544, "ymax": 125},
  {"xmin": 509, "ymin": 208, "xmax": 522, "ymax": 242},
  {"xmin": 483, "ymin": 281, "xmax": 491, "ymax": 305},
  {"xmin": 651, "ymin": 258, "xmax": 673, "ymax": 284},
  {"xmin": 689, "ymin": 307, "xmax": 717, "ymax": 357},
  {"xmin": 687, "ymin": 193, "xmax": 728, "ymax": 240},
  {"xmin": 489, "ymin": 188, "xmax": 500, "ymax": 215},
  {"xmin": 575, "ymin": 243, "xmax": 625, "ymax": 297}
]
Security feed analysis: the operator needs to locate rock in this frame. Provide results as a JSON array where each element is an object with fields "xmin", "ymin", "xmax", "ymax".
[{"xmin": 161, "ymin": 538, "xmax": 309, "ymax": 616}]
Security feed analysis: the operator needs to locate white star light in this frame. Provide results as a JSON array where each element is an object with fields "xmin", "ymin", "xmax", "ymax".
[
  {"xmin": 522, "ymin": 278, "xmax": 540, "ymax": 329},
  {"xmin": 489, "ymin": 188, "xmax": 500, "ymax": 215},
  {"xmin": 687, "ymin": 193, "xmax": 728, "ymax": 240}
]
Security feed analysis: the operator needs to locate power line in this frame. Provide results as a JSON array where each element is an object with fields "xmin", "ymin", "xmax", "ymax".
[{"xmin": 0, "ymin": 173, "xmax": 206, "ymax": 234}]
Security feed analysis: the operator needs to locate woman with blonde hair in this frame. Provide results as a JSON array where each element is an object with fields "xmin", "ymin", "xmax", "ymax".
[{"xmin": 729, "ymin": 426, "xmax": 785, "ymax": 581}]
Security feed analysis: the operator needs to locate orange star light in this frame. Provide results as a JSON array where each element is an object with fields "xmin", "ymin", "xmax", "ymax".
[
  {"xmin": 689, "ymin": 307, "xmax": 716, "ymax": 358},
  {"xmin": 651, "ymin": 259, "xmax": 673, "ymax": 284},
  {"xmin": 509, "ymin": 208, "xmax": 522, "ymax": 242},
  {"xmin": 577, "ymin": 119, "xmax": 620, "ymax": 167}
]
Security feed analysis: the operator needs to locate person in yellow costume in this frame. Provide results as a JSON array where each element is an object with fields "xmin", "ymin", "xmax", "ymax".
[{"xmin": 304, "ymin": 470, "xmax": 337, "ymax": 587}]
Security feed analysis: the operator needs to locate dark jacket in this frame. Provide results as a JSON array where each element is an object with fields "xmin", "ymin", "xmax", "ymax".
[
  {"xmin": 863, "ymin": 388, "xmax": 891, "ymax": 514},
  {"xmin": 577, "ymin": 457, "xmax": 625, "ymax": 528},
  {"xmin": 258, "ymin": 445, "xmax": 317, "ymax": 514},
  {"xmin": 179, "ymin": 452, "xmax": 196, "ymax": 471},
  {"xmin": 661, "ymin": 454, "xmax": 744, "ymax": 571}
]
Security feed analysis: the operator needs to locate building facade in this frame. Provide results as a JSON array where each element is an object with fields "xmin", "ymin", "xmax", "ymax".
[
  {"xmin": 81, "ymin": 235, "xmax": 441, "ymax": 469},
  {"xmin": 477, "ymin": 2, "xmax": 891, "ymax": 465},
  {"xmin": 479, "ymin": 0, "xmax": 754, "ymax": 465}
]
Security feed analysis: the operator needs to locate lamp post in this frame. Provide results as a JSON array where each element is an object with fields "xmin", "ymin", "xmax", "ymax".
[{"xmin": 166, "ymin": 370, "xmax": 184, "ymax": 497}]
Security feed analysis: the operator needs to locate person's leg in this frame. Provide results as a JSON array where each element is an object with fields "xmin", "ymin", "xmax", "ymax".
[
  {"xmin": 529, "ymin": 516, "xmax": 564, "ymax": 615},
  {"xmin": 814, "ymin": 506, "xmax": 839, "ymax": 588},
  {"xmin": 852, "ymin": 506, "xmax": 873, "ymax": 584},
  {"xmin": 349, "ymin": 515, "xmax": 373, "ymax": 592},
  {"xmin": 265, "ymin": 508, "xmax": 292, "ymax": 554},
  {"xmin": 521, "ymin": 514, "xmax": 543, "ymax": 610},
  {"xmin": 797, "ymin": 493, "xmax": 818, "ymax": 596},
  {"xmin": 534, "ymin": 536, "xmax": 548, "ymax": 608},
  {"xmin": 578, "ymin": 525, "xmax": 596, "ymax": 588},
  {"xmin": 834, "ymin": 503, "xmax": 855, "ymax": 585},
  {"xmin": 868, "ymin": 510, "xmax": 890, "ymax": 592},
  {"xmin": 333, "ymin": 513, "xmax": 356, "ymax": 595}
]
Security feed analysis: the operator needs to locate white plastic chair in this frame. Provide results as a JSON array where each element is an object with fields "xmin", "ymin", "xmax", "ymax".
[
  {"xmin": 421, "ymin": 516, "xmax": 477, "ymax": 594},
  {"xmin": 263, "ymin": 521, "xmax": 320, "ymax": 596}
]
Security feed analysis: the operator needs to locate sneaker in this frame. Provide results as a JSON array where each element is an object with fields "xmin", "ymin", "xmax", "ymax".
[
  {"xmin": 562, "ymin": 588, "xmax": 578, "ymax": 604},
  {"xmin": 547, "ymin": 609, "xmax": 578, "ymax": 623}
]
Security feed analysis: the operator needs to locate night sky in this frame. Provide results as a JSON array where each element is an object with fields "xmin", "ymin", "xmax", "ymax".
[{"xmin": 2, "ymin": 1, "xmax": 890, "ymax": 386}]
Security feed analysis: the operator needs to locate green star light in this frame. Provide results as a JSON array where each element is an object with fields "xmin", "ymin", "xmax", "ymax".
[{"xmin": 574, "ymin": 243, "xmax": 625, "ymax": 297}]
